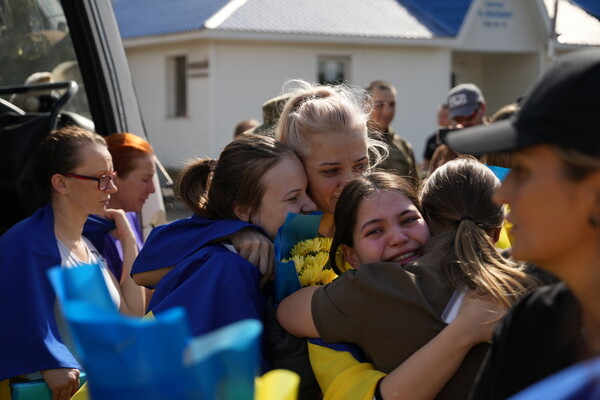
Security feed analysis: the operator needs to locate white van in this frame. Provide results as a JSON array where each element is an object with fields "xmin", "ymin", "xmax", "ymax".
[{"xmin": 0, "ymin": 0, "xmax": 169, "ymax": 236}]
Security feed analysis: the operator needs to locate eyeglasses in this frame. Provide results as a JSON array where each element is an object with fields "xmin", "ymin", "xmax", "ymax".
[{"xmin": 63, "ymin": 171, "xmax": 116, "ymax": 191}]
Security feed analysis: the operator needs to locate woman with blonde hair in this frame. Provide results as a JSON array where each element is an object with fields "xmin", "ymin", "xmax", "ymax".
[
  {"xmin": 225, "ymin": 80, "xmax": 388, "ymax": 275},
  {"xmin": 275, "ymin": 79, "xmax": 387, "ymax": 237}
]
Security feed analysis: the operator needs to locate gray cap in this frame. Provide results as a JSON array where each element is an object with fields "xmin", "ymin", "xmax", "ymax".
[
  {"xmin": 446, "ymin": 83, "xmax": 485, "ymax": 119},
  {"xmin": 444, "ymin": 49, "xmax": 600, "ymax": 158}
]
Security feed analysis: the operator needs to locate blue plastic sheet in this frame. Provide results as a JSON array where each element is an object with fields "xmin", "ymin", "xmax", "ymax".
[
  {"xmin": 509, "ymin": 356, "xmax": 600, "ymax": 400},
  {"xmin": 47, "ymin": 264, "xmax": 263, "ymax": 399},
  {"xmin": 48, "ymin": 262, "xmax": 116, "ymax": 313},
  {"xmin": 186, "ymin": 319, "xmax": 262, "ymax": 400},
  {"xmin": 273, "ymin": 212, "xmax": 322, "ymax": 304},
  {"xmin": 485, "ymin": 164, "xmax": 510, "ymax": 182}
]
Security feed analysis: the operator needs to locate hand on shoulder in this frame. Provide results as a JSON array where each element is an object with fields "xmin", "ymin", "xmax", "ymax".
[
  {"xmin": 229, "ymin": 227, "xmax": 274, "ymax": 287},
  {"xmin": 104, "ymin": 209, "xmax": 136, "ymax": 245}
]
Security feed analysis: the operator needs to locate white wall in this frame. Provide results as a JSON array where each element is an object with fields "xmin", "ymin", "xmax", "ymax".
[
  {"xmin": 122, "ymin": 0, "xmax": 597, "ymax": 169},
  {"xmin": 452, "ymin": 52, "xmax": 540, "ymax": 116},
  {"xmin": 210, "ymin": 41, "xmax": 450, "ymax": 163},
  {"xmin": 481, "ymin": 53, "xmax": 540, "ymax": 112},
  {"xmin": 460, "ymin": 0, "xmax": 545, "ymax": 52},
  {"xmin": 125, "ymin": 42, "xmax": 213, "ymax": 168},
  {"xmin": 125, "ymin": 38, "xmax": 545, "ymax": 167}
]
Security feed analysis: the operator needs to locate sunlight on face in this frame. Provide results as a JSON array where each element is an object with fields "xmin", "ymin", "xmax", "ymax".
[
  {"xmin": 370, "ymin": 87, "xmax": 396, "ymax": 131},
  {"xmin": 251, "ymin": 155, "xmax": 317, "ymax": 240},
  {"xmin": 64, "ymin": 144, "xmax": 116, "ymax": 216},
  {"xmin": 344, "ymin": 190, "xmax": 430, "ymax": 268},
  {"xmin": 111, "ymin": 155, "xmax": 156, "ymax": 212},
  {"xmin": 301, "ymin": 130, "xmax": 369, "ymax": 216},
  {"xmin": 493, "ymin": 145, "xmax": 598, "ymax": 275}
]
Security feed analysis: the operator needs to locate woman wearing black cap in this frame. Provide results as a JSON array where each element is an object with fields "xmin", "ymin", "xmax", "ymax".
[{"xmin": 444, "ymin": 48, "xmax": 600, "ymax": 399}]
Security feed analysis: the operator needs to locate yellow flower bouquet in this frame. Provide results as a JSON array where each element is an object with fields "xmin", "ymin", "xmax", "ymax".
[
  {"xmin": 274, "ymin": 212, "xmax": 353, "ymax": 303},
  {"xmin": 283, "ymin": 237, "xmax": 337, "ymax": 287},
  {"xmin": 274, "ymin": 212, "xmax": 324, "ymax": 303}
]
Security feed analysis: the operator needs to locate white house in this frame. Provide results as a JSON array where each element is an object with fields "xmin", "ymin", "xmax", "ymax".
[{"xmin": 112, "ymin": 0, "xmax": 600, "ymax": 167}]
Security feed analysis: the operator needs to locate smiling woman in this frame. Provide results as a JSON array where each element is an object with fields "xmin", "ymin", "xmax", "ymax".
[
  {"xmin": 277, "ymin": 161, "xmax": 540, "ymax": 399},
  {"xmin": 130, "ymin": 135, "xmax": 316, "ymax": 373},
  {"xmin": 329, "ymin": 171, "xmax": 429, "ymax": 273}
]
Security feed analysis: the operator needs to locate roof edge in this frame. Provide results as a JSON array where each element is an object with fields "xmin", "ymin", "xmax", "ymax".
[
  {"xmin": 204, "ymin": 0, "xmax": 249, "ymax": 29},
  {"xmin": 123, "ymin": 29, "xmax": 456, "ymax": 49}
]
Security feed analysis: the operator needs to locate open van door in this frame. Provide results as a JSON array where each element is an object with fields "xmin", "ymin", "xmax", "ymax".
[{"xmin": 0, "ymin": 0, "xmax": 167, "ymax": 235}]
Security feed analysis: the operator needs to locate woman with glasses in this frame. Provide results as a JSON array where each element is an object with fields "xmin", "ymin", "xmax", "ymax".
[{"xmin": 0, "ymin": 126, "xmax": 145, "ymax": 400}]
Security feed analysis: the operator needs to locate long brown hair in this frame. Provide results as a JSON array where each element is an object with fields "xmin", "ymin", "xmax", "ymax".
[
  {"xmin": 420, "ymin": 157, "xmax": 538, "ymax": 307},
  {"xmin": 177, "ymin": 135, "xmax": 296, "ymax": 220}
]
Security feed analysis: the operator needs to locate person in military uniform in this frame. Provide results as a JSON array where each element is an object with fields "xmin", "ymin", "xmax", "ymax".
[
  {"xmin": 366, "ymin": 80, "xmax": 419, "ymax": 185},
  {"xmin": 243, "ymin": 92, "xmax": 294, "ymax": 137},
  {"xmin": 233, "ymin": 118, "xmax": 260, "ymax": 138}
]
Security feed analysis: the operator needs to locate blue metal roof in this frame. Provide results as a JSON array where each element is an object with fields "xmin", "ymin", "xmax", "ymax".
[
  {"xmin": 112, "ymin": 0, "xmax": 229, "ymax": 39},
  {"xmin": 571, "ymin": 0, "xmax": 600, "ymax": 21},
  {"xmin": 112, "ymin": 0, "xmax": 598, "ymax": 41},
  {"xmin": 396, "ymin": 0, "xmax": 471, "ymax": 36}
]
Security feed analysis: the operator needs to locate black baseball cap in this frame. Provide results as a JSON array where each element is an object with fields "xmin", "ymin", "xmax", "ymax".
[{"xmin": 444, "ymin": 48, "xmax": 600, "ymax": 157}]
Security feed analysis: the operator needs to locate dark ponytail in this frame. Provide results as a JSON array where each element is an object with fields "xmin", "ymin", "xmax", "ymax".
[
  {"xmin": 177, "ymin": 135, "xmax": 295, "ymax": 220},
  {"xmin": 177, "ymin": 158, "xmax": 216, "ymax": 215}
]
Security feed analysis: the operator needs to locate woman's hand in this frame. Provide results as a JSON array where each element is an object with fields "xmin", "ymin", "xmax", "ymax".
[
  {"xmin": 455, "ymin": 292, "xmax": 507, "ymax": 345},
  {"xmin": 103, "ymin": 208, "xmax": 145, "ymax": 315},
  {"xmin": 103, "ymin": 208, "xmax": 136, "ymax": 246},
  {"xmin": 41, "ymin": 368, "xmax": 80, "ymax": 400},
  {"xmin": 229, "ymin": 228, "xmax": 274, "ymax": 287},
  {"xmin": 378, "ymin": 292, "xmax": 506, "ymax": 400}
]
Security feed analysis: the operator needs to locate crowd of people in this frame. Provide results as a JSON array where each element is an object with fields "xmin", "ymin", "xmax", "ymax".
[{"xmin": 1, "ymin": 48, "xmax": 600, "ymax": 400}]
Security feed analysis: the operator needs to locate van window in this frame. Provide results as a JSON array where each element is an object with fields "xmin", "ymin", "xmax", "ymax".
[{"xmin": 0, "ymin": 0, "xmax": 91, "ymax": 118}]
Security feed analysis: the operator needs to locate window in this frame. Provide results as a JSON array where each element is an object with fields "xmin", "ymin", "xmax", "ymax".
[
  {"xmin": 167, "ymin": 55, "xmax": 187, "ymax": 117},
  {"xmin": 0, "ymin": 0, "xmax": 91, "ymax": 118},
  {"xmin": 318, "ymin": 56, "xmax": 350, "ymax": 85}
]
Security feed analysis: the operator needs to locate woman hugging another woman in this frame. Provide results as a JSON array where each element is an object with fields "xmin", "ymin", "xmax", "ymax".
[
  {"xmin": 131, "ymin": 135, "xmax": 315, "ymax": 371},
  {"xmin": 275, "ymin": 79, "xmax": 388, "ymax": 238},
  {"xmin": 278, "ymin": 158, "xmax": 540, "ymax": 399}
]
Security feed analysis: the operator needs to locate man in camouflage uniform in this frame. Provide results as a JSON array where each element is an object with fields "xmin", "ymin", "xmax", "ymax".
[
  {"xmin": 243, "ymin": 92, "xmax": 294, "ymax": 137},
  {"xmin": 366, "ymin": 80, "xmax": 419, "ymax": 185}
]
